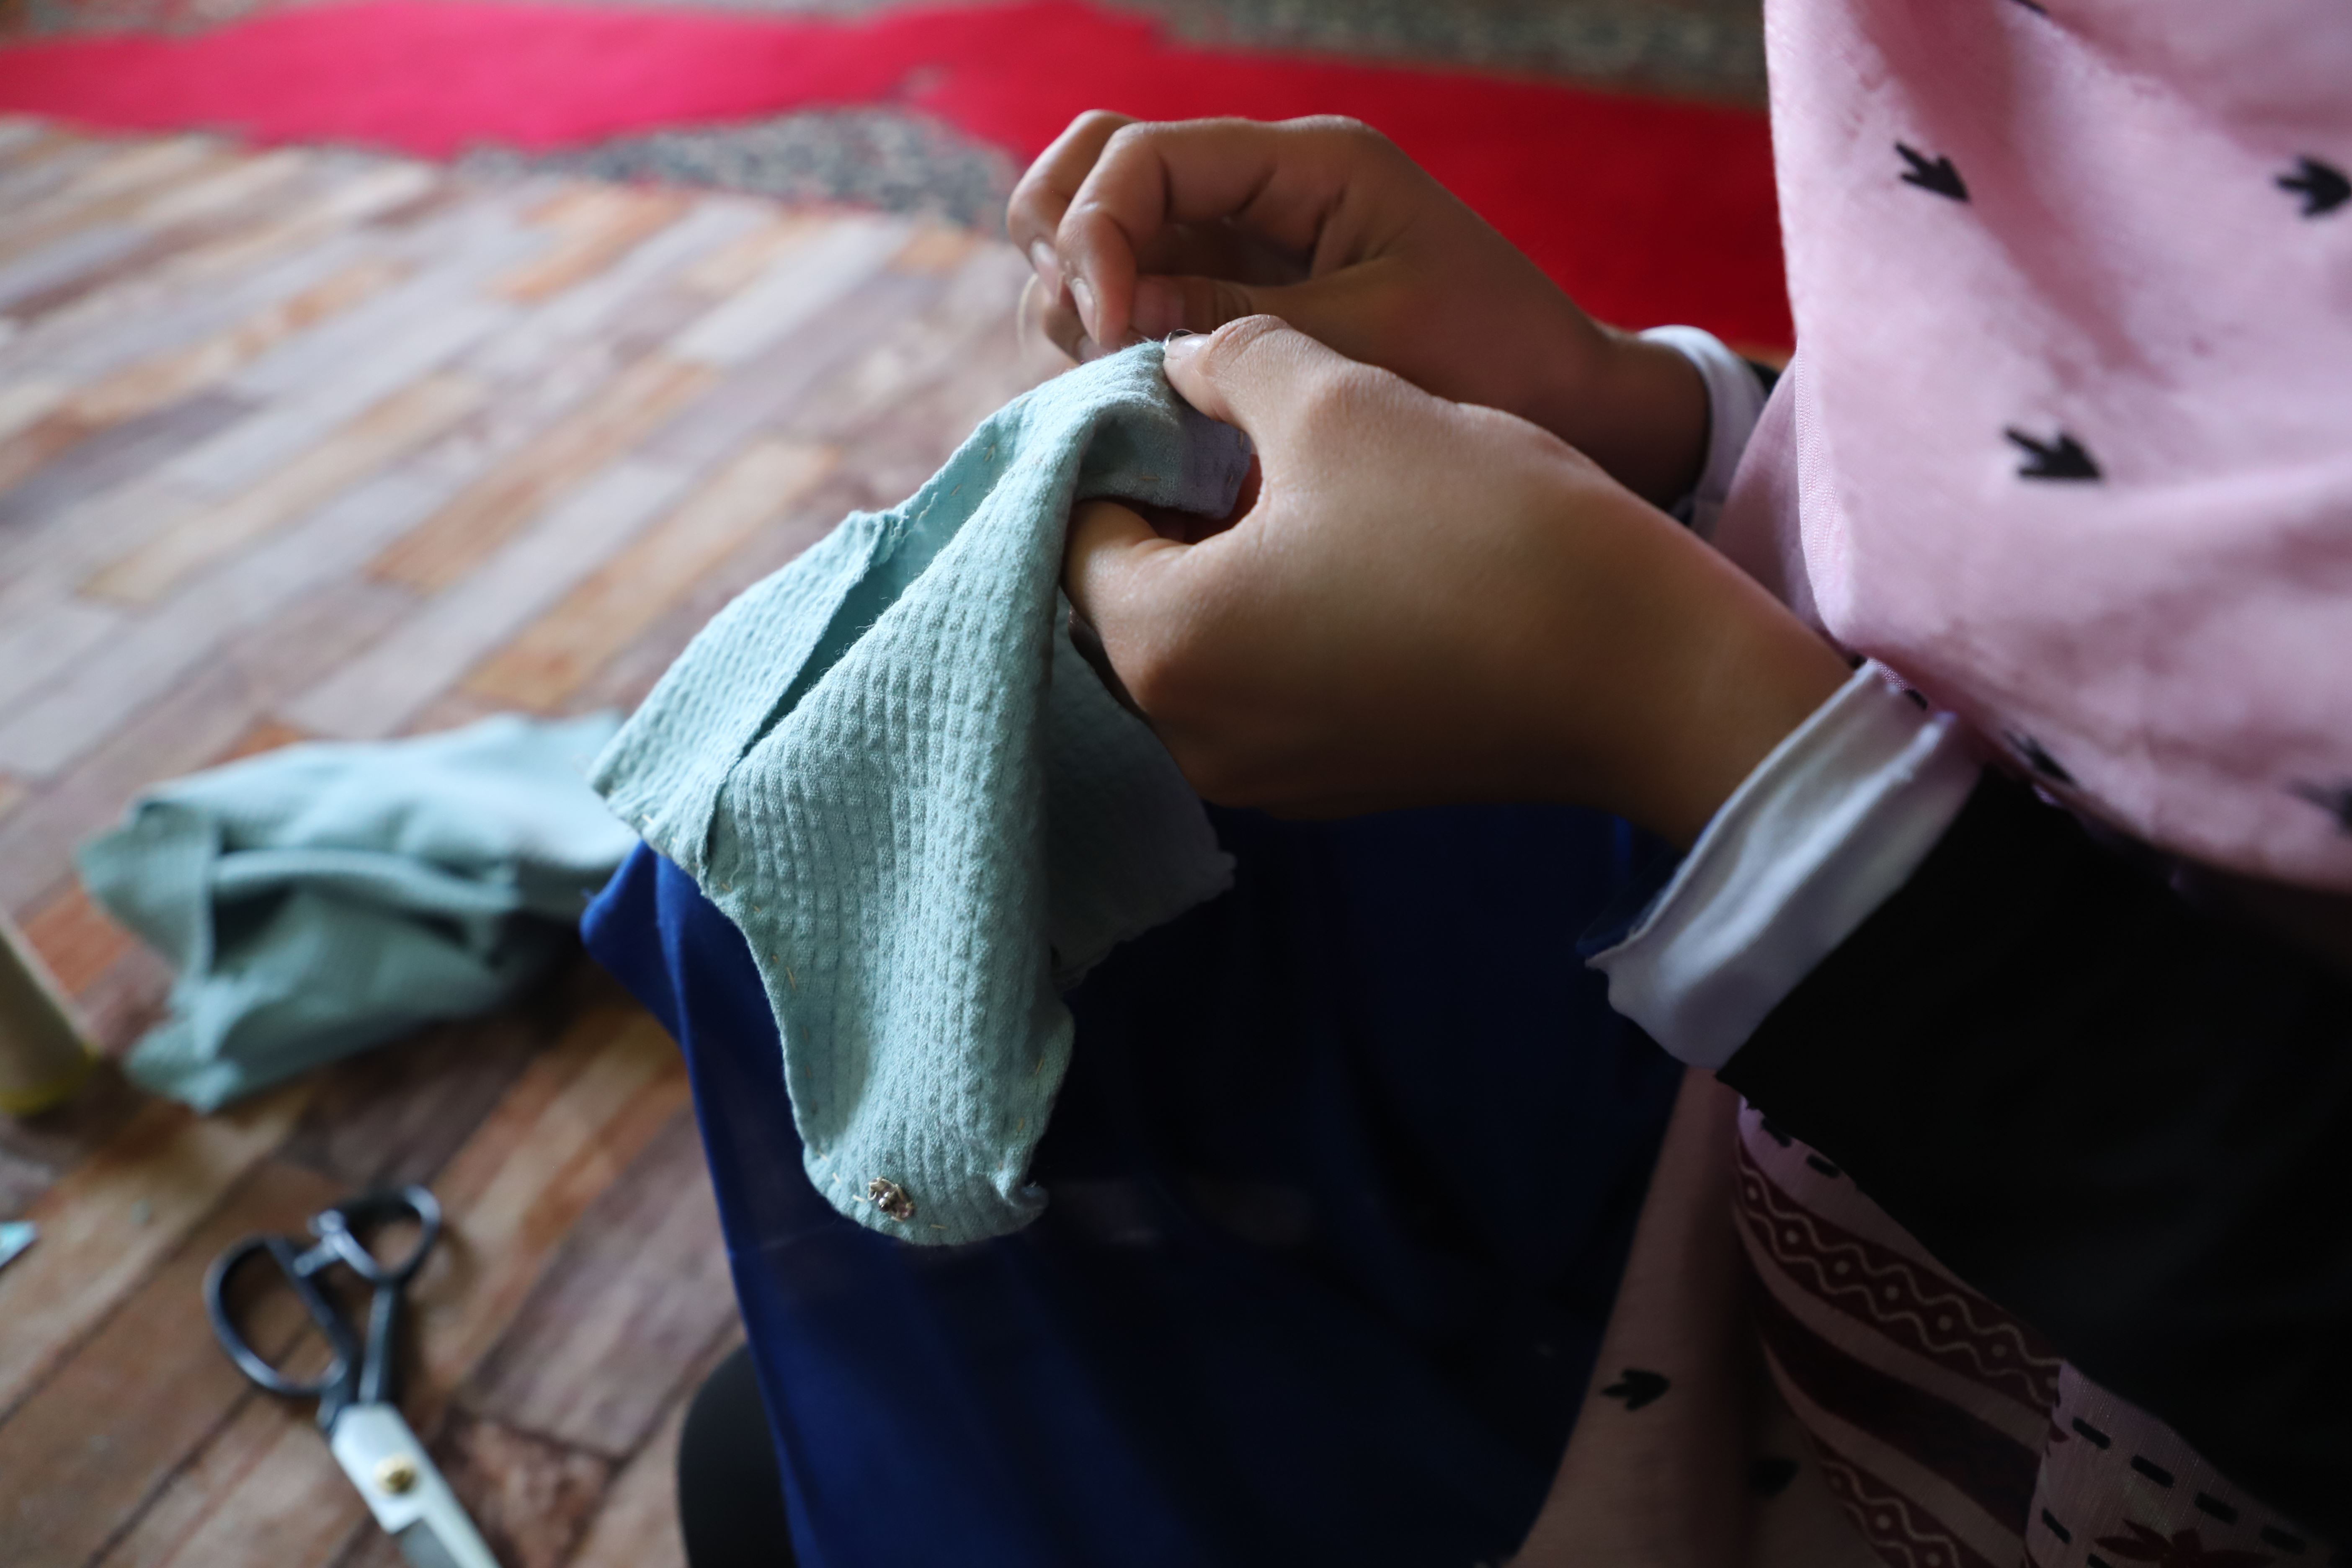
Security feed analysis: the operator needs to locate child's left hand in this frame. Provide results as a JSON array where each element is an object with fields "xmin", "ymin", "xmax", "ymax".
[{"xmin": 1009, "ymin": 112, "xmax": 1710, "ymax": 507}]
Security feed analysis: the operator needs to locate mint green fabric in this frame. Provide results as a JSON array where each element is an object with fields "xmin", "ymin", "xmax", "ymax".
[
  {"xmin": 79, "ymin": 713, "xmax": 635, "ymax": 1112},
  {"xmin": 593, "ymin": 344, "xmax": 1248, "ymax": 1246}
]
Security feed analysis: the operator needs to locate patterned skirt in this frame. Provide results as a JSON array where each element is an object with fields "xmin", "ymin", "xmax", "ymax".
[{"xmin": 1736, "ymin": 1103, "xmax": 2337, "ymax": 1568}]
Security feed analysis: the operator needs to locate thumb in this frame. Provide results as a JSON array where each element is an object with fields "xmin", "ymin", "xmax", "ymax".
[
  {"xmin": 1133, "ymin": 266, "xmax": 1408, "ymax": 362},
  {"xmin": 1130, "ymin": 272, "xmax": 1261, "ymax": 338},
  {"xmin": 1160, "ymin": 315, "xmax": 1347, "ymax": 445}
]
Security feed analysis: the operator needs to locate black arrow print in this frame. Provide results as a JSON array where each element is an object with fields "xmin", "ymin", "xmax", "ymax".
[
  {"xmin": 1896, "ymin": 143, "xmax": 1968, "ymax": 201},
  {"xmin": 1600, "ymin": 1368, "xmax": 1671, "ymax": 1411},
  {"xmin": 2278, "ymin": 155, "xmax": 2349, "ymax": 218},
  {"xmin": 2006, "ymin": 428, "xmax": 2101, "ymax": 481}
]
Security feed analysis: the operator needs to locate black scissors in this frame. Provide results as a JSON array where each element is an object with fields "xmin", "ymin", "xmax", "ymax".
[{"xmin": 205, "ymin": 1185, "xmax": 498, "ymax": 1568}]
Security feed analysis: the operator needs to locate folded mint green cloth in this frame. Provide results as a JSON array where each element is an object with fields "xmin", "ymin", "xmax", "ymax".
[
  {"xmin": 79, "ymin": 713, "xmax": 635, "ymax": 1111},
  {"xmin": 593, "ymin": 343, "xmax": 1248, "ymax": 1246}
]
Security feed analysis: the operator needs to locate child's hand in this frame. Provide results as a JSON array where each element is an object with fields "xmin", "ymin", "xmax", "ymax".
[
  {"xmin": 1011, "ymin": 113, "xmax": 1709, "ymax": 505},
  {"xmin": 1063, "ymin": 319, "xmax": 1848, "ymax": 845}
]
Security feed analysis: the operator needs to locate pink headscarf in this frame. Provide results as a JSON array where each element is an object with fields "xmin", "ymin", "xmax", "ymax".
[{"xmin": 1715, "ymin": 0, "xmax": 2352, "ymax": 889}]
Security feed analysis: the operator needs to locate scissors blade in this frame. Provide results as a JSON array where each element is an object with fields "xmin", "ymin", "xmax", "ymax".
[
  {"xmin": 0, "ymin": 1221, "xmax": 34, "ymax": 1274},
  {"xmin": 391, "ymin": 1518, "xmax": 478, "ymax": 1568},
  {"xmin": 326, "ymin": 1404, "xmax": 500, "ymax": 1568}
]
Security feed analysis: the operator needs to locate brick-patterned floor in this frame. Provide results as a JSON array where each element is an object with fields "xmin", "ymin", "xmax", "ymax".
[{"xmin": 0, "ymin": 119, "xmax": 1042, "ymax": 1567}]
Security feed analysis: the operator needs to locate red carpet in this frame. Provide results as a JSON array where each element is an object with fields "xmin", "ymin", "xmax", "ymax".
[{"xmin": 0, "ymin": 0, "xmax": 1791, "ymax": 348}]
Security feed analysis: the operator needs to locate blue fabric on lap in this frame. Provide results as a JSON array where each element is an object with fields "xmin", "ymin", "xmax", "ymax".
[{"xmin": 583, "ymin": 802, "xmax": 1680, "ymax": 1568}]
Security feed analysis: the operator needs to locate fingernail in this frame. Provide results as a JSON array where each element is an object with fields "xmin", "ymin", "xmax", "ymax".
[
  {"xmin": 1070, "ymin": 276, "xmax": 1099, "ymax": 342},
  {"xmin": 1162, "ymin": 332, "xmax": 1202, "ymax": 368},
  {"xmin": 1026, "ymin": 240, "xmax": 1058, "ymax": 289}
]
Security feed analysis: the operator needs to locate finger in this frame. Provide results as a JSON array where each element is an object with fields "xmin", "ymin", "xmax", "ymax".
[
  {"xmin": 1132, "ymin": 219, "xmax": 1313, "ymax": 289},
  {"xmin": 1007, "ymin": 110, "xmax": 1134, "ymax": 294},
  {"xmin": 1064, "ymin": 498, "xmax": 1170, "ymax": 631},
  {"xmin": 1128, "ymin": 272, "xmax": 1261, "ymax": 339},
  {"xmin": 1223, "ymin": 262, "xmax": 1411, "ymax": 370},
  {"xmin": 1129, "ymin": 259, "xmax": 1395, "ymax": 343},
  {"xmin": 1017, "ymin": 273, "xmax": 1086, "ymax": 365},
  {"xmin": 1058, "ymin": 116, "xmax": 1388, "ymax": 347},
  {"xmin": 1160, "ymin": 314, "xmax": 1360, "ymax": 448},
  {"xmin": 1063, "ymin": 499, "xmax": 1194, "ymax": 709}
]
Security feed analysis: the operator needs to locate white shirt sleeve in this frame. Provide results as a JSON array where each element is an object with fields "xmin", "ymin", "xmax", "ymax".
[
  {"xmin": 1587, "ymin": 662, "xmax": 1983, "ymax": 1070},
  {"xmin": 1638, "ymin": 325, "xmax": 1771, "ymax": 542}
]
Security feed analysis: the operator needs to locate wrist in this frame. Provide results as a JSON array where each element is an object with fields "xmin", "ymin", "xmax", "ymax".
[
  {"xmin": 1524, "ymin": 501, "xmax": 1848, "ymax": 848},
  {"xmin": 1635, "ymin": 550, "xmax": 1851, "ymax": 848},
  {"xmin": 1521, "ymin": 322, "xmax": 1710, "ymax": 509}
]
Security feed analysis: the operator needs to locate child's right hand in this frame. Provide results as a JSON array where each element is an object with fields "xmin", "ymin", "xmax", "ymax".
[
  {"xmin": 1063, "ymin": 318, "xmax": 1848, "ymax": 846},
  {"xmin": 1008, "ymin": 112, "xmax": 1710, "ymax": 505}
]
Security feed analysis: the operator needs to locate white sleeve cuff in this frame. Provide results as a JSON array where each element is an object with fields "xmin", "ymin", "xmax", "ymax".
[
  {"xmin": 1588, "ymin": 663, "xmax": 1983, "ymax": 1069},
  {"xmin": 1638, "ymin": 325, "xmax": 1770, "ymax": 542}
]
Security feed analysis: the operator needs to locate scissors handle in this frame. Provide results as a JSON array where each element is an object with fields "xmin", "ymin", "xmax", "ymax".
[
  {"xmin": 314, "ymin": 1186, "xmax": 442, "ymax": 1287},
  {"xmin": 358, "ymin": 1272, "xmax": 405, "ymax": 1409},
  {"xmin": 204, "ymin": 1235, "xmax": 359, "ymax": 1416},
  {"xmin": 205, "ymin": 1185, "xmax": 442, "ymax": 1429},
  {"xmin": 315, "ymin": 1185, "xmax": 440, "ymax": 1410}
]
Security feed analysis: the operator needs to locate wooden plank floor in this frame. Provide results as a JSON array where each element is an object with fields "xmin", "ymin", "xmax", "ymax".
[{"xmin": 0, "ymin": 116, "xmax": 1038, "ymax": 1567}]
